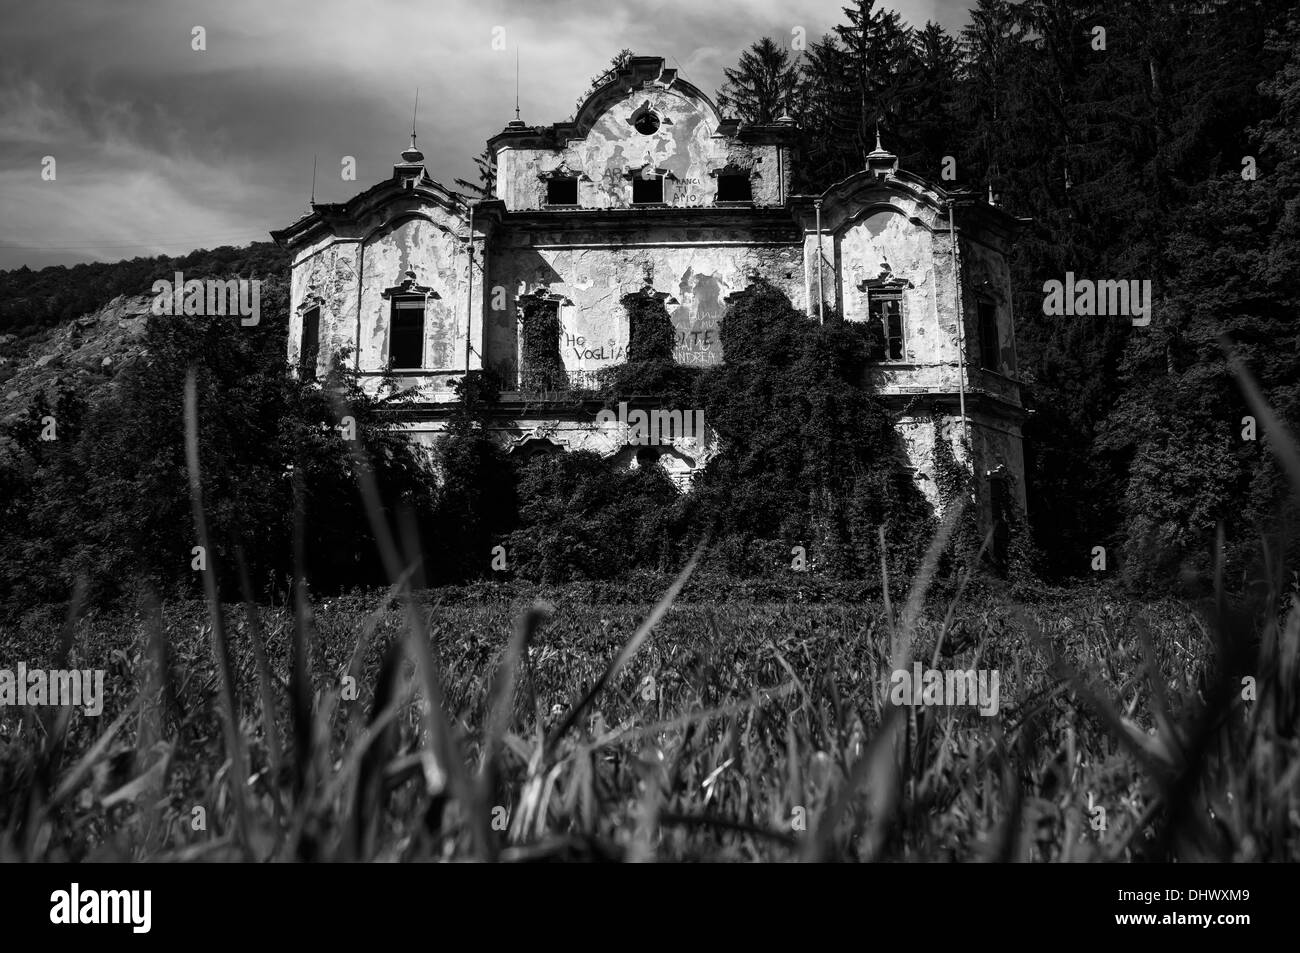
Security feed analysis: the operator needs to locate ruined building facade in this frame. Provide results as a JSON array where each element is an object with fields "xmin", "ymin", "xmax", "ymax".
[{"xmin": 271, "ymin": 55, "xmax": 1027, "ymax": 529}]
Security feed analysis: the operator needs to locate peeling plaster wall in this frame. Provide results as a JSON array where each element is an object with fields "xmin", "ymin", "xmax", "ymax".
[
  {"xmin": 485, "ymin": 237, "xmax": 803, "ymax": 387},
  {"xmin": 803, "ymin": 190, "xmax": 966, "ymax": 391},
  {"xmin": 288, "ymin": 235, "xmax": 360, "ymax": 379},
  {"xmin": 893, "ymin": 412, "xmax": 1026, "ymax": 519},
  {"xmin": 356, "ymin": 216, "xmax": 463, "ymax": 372},
  {"xmin": 838, "ymin": 208, "xmax": 944, "ymax": 366},
  {"xmin": 896, "ymin": 416, "xmax": 941, "ymax": 508},
  {"xmin": 289, "ymin": 199, "xmax": 473, "ymax": 402},
  {"xmin": 499, "ymin": 86, "xmax": 787, "ymax": 211},
  {"xmin": 394, "ymin": 414, "xmax": 719, "ymax": 490},
  {"xmin": 803, "ymin": 190, "xmax": 966, "ymax": 396}
]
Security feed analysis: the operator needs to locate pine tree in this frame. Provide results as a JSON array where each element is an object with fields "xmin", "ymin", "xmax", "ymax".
[
  {"xmin": 792, "ymin": 35, "xmax": 858, "ymax": 191},
  {"xmin": 1100, "ymin": 9, "xmax": 1300, "ymax": 586},
  {"xmin": 575, "ymin": 49, "xmax": 634, "ymax": 115},
  {"xmin": 910, "ymin": 21, "xmax": 963, "ymax": 182},
  {"xmin": 834, "ymin": 0, "xmax": 923, "ymax": 159},
  {"xmin": 454, "ymin": 146, "xmax": 496, "ymax": 202},
  {"xmin": 717, "ymin": 37, "xmax": 798, "ymax": 124}
]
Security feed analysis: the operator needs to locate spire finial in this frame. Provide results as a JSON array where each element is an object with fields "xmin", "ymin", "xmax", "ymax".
[
  {"xmin": 401, "ymin": 88, "xmax": 425, "ymax": 164},
  {"xmin": 865, "ymin": 123, "xmax": 897, "ymax": 178},
  {"xmin": 310, "ymin": 153, "xmax": 317, "ymax": 207},
  {"xmin": 514, "ymin": 48, "xmax": 521, "ymax": 121}
]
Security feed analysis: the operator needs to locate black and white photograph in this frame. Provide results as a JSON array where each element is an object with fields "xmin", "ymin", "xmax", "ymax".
[{"xmin": 0, "ymin": 0, "xmax": 1294, "ymax": 927}]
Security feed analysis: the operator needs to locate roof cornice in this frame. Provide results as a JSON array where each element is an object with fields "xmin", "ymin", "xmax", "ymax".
[{"xmin": 271, "ymin": 165, "xmax": 467, "ymax": 248}]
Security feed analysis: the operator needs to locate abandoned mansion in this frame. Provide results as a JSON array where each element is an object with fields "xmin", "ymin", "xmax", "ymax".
[{"xmin": 270, "ymin": 55, "xmax": 1027, "ymax": 526}]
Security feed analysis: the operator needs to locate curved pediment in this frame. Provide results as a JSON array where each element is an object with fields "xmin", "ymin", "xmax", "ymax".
[
  {"xmin": 571, "ymin": 56, "xmax": 724, "ymax": 140},
  {"xmin": 817, "ymin": 173, "xmax": 949, "ymax": 235},
  {"xmin": 272, "ymin": 172, "xmax": 467, "ymax": 249},
  {"xmin": 809, "ymin": 161, "xmax": 1025, "ymax": 247}
]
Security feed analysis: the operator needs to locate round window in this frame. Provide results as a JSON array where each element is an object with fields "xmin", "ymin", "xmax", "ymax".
[{"xmin": 634, "ymin": 111, "xmax": 661, "ymax": 135}]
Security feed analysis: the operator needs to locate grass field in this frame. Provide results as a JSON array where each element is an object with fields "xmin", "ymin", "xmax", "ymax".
[
  {"xmin": 4, "ymin": 366, "xmax": 1299, "ymax": 864},
  {"xmin": 3, "ymin": 562, "xmax": 1294, "ymax": 863}
]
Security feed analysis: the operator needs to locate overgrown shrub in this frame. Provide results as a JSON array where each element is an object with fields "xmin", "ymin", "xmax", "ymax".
[
  {"xmin": 426, "ymin": 371, "xmax": 517, "ymax": 583},
  {"xmin": 518, "ymin": 299, "xmax": 566, "ymax": 392},
  {"xmin": 622, "ymin": 287, "xmax": 676, "ymax": 363},
  {"xmin": 0, "ymin": 277, "xmax": 439, "ymax": 614},
  {"xmin": 685, "ymin": 280, "xmax": 933, "ymax": 584},
  {"xmin": 506, "ymin": 450, "xmax": 682, "ymax": 581}
]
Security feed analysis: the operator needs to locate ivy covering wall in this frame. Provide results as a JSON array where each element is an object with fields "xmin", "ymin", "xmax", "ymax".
[
  {"xmin": 518, "ymin": 298, "xmax": 567, "ymax": 392},
  {"xmin": 622, "ymin": 288, "xmax": 675, "ymax": 363}
]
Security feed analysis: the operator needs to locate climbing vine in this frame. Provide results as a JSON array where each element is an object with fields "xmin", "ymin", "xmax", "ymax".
[
  {"xmin": 597, "ymin": 287, "xmax": 696, "ymax": 404},
  {"xmin": 622, "ymin": 288, "xmax": 675, "ymax": 363},
  {"xmin": 518, "ymin": 298, "xmax": 567, "ymax": 393},
  {"xmin": 931, "ymin": 419, "xmax": 983, "ymax": 572}
]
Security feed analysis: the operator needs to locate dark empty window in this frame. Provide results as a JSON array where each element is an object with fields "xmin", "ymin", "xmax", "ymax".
[
  {"xmin": 978, "ymin": 301, "xmax": 1000, "ymax": 371},
  {"xmin": 634, "ymin": 111, "xmax": 661, "ymax": 134},
  {"xmin": 632, "ymin": 175, "xmax": 664, "ymax": 204},
  {"xmin": 299, "ymin": 306, "xmax": 320, "ymax": 380},
  {"xmin": 546, "ymin": 177, "xmax": 578, "ymax": 205},
  {"xmin": 389, "ymin": 298, "xmax": 424, "ymax": 369},
  {"xmin": 636, "ymin": 446, "xmax": 661, "ymax": 468},
  {"xmin": 870, "ymin": 294, "xmax": 905, "ymax": 360},
  {"xmin": 716, "ymin": 172, "xmax": 752, "ymax": 202}
]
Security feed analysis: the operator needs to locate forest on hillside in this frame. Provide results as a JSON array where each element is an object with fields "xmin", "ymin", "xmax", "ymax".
[
  {"xmin": 0, "ymin": 242, "xmax": 286, "ymax": 346},
  {"xmin": 705, "ymin": 0, "xmax": 1299, "ymax": 586}
]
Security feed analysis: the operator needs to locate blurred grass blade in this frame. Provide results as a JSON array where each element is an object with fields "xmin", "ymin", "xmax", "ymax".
[
  {"xmin": 546, "ymin": 534, "xmax": 708, "ymax": 754},
  {"xmin": 183, "ymin": 368, "xmax": 249, "ymax": 848},
  {"xmin": 235, "ymin": 546, "xmax": 282, "ymax": 774},
  {"xmin": 1222, "ymin": 335, "xmax": 1300, "ymax": 497}
]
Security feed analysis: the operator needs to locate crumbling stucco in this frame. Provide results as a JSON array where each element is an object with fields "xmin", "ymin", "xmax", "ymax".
[
  {"xmin": 485, "ymin": 240, "xmax": 803, "ymax": 386},
  {"xmin": 496, "ymin": 81, "xmax": 789, "ymax": 211},
  {"xmin": 271, "ymin": 54, "xmax": 1028, "ymax": 525}
]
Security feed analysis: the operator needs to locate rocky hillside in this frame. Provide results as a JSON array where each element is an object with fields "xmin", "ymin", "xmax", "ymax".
[
  {"xmin": 0, "ymin": 294, "xmax": 152, "ymax": 430},
  {"xmin": 0, "ymin": 242, "xmax": 284, "ymax": 343},
  {"xmin": 0, "ymin": 241, "xmax": 286, "ymax": 432}
]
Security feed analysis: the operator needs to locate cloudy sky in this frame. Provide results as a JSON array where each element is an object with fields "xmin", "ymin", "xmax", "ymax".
[{"xmin": 0, "ymin": 0, "xmax": 972, "ymax": 271}]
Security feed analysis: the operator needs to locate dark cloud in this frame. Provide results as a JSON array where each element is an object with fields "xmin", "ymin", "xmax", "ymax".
[{"xmin": 0, "ymin": 0, "xmax": 970, "ymax": 270}]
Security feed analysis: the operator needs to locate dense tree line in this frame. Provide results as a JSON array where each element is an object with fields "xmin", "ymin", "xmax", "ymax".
[
  {"xmin": 0, "ymin": 243, "xmax": 285, "ymax": 346},
  {"xmin": 718, "ymin": 0, "xmax": 1300, "ymax": 585}
]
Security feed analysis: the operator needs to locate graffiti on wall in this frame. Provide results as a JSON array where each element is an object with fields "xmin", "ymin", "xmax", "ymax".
[{"xmin": 671, "ymin": 267, "xmax": 725, "ymax": 366}]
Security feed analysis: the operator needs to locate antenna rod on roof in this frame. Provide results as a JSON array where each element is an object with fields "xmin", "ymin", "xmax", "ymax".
[
  {"xmin": 413, "ymin": 87, "xmax": 419, "ymax": 141},
  {"xmin": 310, "ymin": 154, "xmax": 317, "ymax": 206},
  {"xmin": 515, "ymin": 48, "xmax": 521, "ymax": 121}
]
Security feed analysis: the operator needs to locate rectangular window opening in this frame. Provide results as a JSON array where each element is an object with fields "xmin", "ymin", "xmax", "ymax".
[
  {"xmin": 870, "ymin": 294, "xmax": 905, "ymax": 361},
  {"xmin": 546, "ymin": 178, "xmax": 578, "ymax": 205},
  {"xmin": 632, "ymin": 176, "xmax": 664, "ymax": 204},
  {"xmin": 389, "ymin": 298, "xmax": 425, "ymax": 369},
  {"xmin": 299, "ymin": 306, "xmax": 320, "ymax": 381},
  {"xmin": 716, "ymin": 173, "xmax": 752, "ymax": 202},
  {"xmin": 978, "ymin": 301, "xmax": 1000, "ymax": 371}
]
